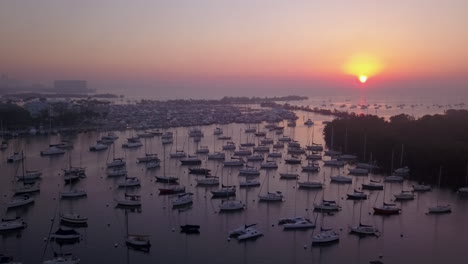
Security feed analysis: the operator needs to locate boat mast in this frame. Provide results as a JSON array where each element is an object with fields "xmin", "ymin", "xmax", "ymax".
[{"xmin": 400, "ymin": 144, "xmax": 404, "ymax": 168}]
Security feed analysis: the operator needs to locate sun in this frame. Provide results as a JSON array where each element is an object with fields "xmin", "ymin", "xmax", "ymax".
[{"xmin": 359, "ymin": 75, "xmax": 368, "ymax": 83}]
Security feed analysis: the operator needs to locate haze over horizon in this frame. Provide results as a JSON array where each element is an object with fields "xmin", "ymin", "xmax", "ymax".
[{"xmin": 1, "ymin": 0, "xmax": 467, "ymax": 99}]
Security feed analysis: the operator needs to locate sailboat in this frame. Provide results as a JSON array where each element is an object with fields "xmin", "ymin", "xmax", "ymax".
[
  {"xmin": 15, "ymin": 152, "xmax": 41, "ymax": 194},
  {"xmin": 157, "ymin": 144, "xmax": 184, "ymax": 194},
  {"xmin": 258, "ymin": 170, "xmax": 284, "ymax": 202},
  {"xmin": 125, "ymin": 210, "xmax": 151, "ymax": 251},
  {"xmin": 0, "ymin": 217, "xmax": 27, "ymax": 231},
  {"xmin": 211, "ymin": 169, "xmax": 236, "ymax": 198},
  {"xmin": 312, "ymin": 189, "xmax": 339, "ymax": 245},
  {"xmin": 428, "ymin": 167, "xmax": 451, "ymax": 214},
  {"xmin": 172, "ymin": 193, "xmax": 193, "ymax": 208},
  {"xmin": 107, "ymin": 143, "xmax": 126, "ymax": 168},
  {"xmin": 170, "ymin": 130, "xmax": 187, "ymax": 158},
  {"xmin": 350, "ymin": 198, "xmax": 379, "ymax": 236},
  {"xmin": 457, "ymin": 164, "xmax": 468, "ymax": 195},
  {"xmin": 373, "ymin": 175, "xmax": 401, "ymax": 215}
]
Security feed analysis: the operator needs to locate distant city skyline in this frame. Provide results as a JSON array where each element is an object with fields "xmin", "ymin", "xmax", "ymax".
[{"xmin": 0, "ymin": 0, "xmax": 467, "ymax": 98}]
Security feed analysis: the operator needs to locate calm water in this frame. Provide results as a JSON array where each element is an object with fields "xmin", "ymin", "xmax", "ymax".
[{"xmin": 1, "ymin": 112, "xmax": 468, "ymax": 264}]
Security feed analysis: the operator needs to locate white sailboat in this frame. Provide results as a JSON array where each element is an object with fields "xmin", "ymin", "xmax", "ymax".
[{"xmin": 428, "ymin": 167, "xmax": 451, "ymax": 214}]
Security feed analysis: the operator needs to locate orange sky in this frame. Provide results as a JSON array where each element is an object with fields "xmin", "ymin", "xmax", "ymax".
[{"xmin": 0, "ymin": 0, "xmax": 467, "ymax": 93}]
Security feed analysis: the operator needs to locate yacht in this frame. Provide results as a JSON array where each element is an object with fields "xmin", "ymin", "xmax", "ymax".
[
  {"xmin": 158, "ymin": 185, "xmax": 185, "ymax": 195},
  {"xmin": 350, "ymin": 223, "xmax": 379, "ymax": 236},
  {"xmin": 146, "ymin": 160, "xmax": 160, "ymax": 169},
  {"xmin": 268, "ymin": 151, "xmax": 282, "ymax": 158},
  {"xmin": 253, "ymin": 145, "xmax": 269, "ymax": 152},
  {"xmin": 428, "ymin": 204, "xmax": 452, "ymax": 214},
  {"xmin": 196, "ymin": 146, "xmax": 210, "ymax": 154},
  {"xmin": 222, "ymin": 142, "xmax": 236, "ymax": 150},
  {"xmin": 254, "ymin": 131, "xmax": 266, "ymax": 137},
  {"xmin": 155, "ymin": 175, "xmax": 179, "ymax": 183},
  {"xmin": 306, "ymin": 144, "xmax": 323, "ymax": 151},
  {"xmin": 116, "ymin": 194, "xmax": 142, "ymax": 207},
  {"xmin": 260, "ymin": 138, "xmax": 274, "ymax": 145},
  {"xmin": 107, "ymin": 167, "xmax": 127, "ymax": 177},
  {"xmin": 188, "ymin": 168, "xmax": 211, "ymax": 175},
  {"xmin": 278, "ymin": 136, "xmax": 292, "ymax": 142},
  {"xmin": 60, "ymin": 189, "xmax": 87, "ymax": 199},
  {"xmin": 272, "ymin": 142, "xmax": 284, "ymax": 149},
  {"xmin": 394, "ymin": 191, "xmax": 415, "ymax": 200},
  {"xmin": 302, "ymin": 163, "xmax": 320, "ymax": 172},
  {"xmin": 223, "ymin": 158, "xmax": 244, "ymax": 167},
  {"xmin": 285, "ymin": 156, "xmax": 301, "ymax": 164},
  {"xmin": 288, "ymin": 147, "xmax": 306, "ymax": 155},
  {"xmin": 60, "ymin": 213, "xmax": 88, "ymax": 225},
  {"xmin": 348, "ymin": 168, "xmax": 369, "ymax": 176},
  {"xmin": 306, "ymin": 154, "xmax": 322, "ymax": 160},
  {"xmin": 122, "ymin": 138, "xmax": 143, "ymax": 148}
]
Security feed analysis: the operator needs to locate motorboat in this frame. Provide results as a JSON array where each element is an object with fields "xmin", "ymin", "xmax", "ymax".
[
  {"xmin": 6, "ymin": 195, "xmax": 34, "ymax": 208},
  {"xmin": 219, "ymin": 200, "xmax": 245, "ymax": 211},
  {"xmin": 314, "ymin": 200, "xmax": 341, "ymax": 212},
  {"xmin": 258, "ymin": 191, "xmax": 284, "ymax": 202},
  {"xmin": 172, "ymin": 193, "xmax": 193, "ymax": 207},
  {"xmin": 330, "ymin": 175, "xmax": 352, "ymax": 183}
]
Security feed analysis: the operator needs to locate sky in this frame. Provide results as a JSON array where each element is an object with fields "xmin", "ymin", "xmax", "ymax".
[{"xmin": 0, "ymin": 0, "xmax": 467, "ymax": 98}]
